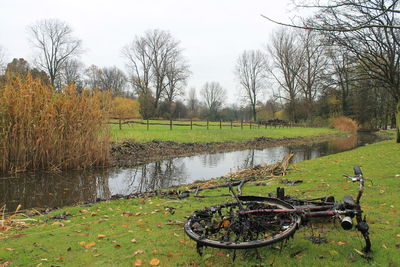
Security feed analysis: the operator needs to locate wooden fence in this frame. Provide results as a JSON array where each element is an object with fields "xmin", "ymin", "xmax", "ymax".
[{"xmin": 106, "ymin": 117, "xmax": 323, "ymax": 130}]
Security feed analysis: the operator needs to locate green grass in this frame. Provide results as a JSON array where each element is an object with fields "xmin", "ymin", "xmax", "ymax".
[
  {"xmin": 1, "ymin": 140, "xmax": 399, "ymax": 266},
  {"xmin": 109, "ymin": 120, "xmax": 339, "ymax": 142}
]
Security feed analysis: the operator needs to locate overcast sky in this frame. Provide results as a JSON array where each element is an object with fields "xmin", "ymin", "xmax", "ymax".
[{"xmin": 0, "ymin": 0, "xmax": 295, "ymax": 104}]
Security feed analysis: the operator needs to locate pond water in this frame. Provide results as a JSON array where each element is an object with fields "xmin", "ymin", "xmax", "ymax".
[{"xmin": 0, "ymin": 133, "xmax": 379, "ymax": 211}]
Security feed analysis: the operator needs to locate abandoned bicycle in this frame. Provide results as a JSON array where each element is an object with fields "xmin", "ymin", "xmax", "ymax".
[{"xmin": 184, "ymin": 166, "xmax": 371, "ymax": 254}]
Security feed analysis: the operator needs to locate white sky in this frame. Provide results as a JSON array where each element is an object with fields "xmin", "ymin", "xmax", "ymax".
[{"xmin": 0, "ymin": 0, "xmax": 294, "ymax": 104}]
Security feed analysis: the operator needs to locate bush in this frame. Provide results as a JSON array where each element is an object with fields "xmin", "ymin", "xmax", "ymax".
[
  {"xmin": 0, "ymin": 74, "xmax": 110, "ymax": 173},
  {"xmin": 111, "ymin": 97, "xmax": 140, "ymax": 118},
  {"xmin": 329, "ymin": 116, "xmax": 358, "ymax": 133}
]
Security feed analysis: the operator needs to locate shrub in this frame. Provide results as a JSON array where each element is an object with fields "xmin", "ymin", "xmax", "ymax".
[
  {"xmin": 0, "ymin": 74, "xmax": 110, "ymax": 173},
  {"xmin": 329, "ymin": 116, "xmax": 358, "ymax": 133},
  {"xmin": 111, "ymin": 97, "xmax": 140, "ymax": 118}
]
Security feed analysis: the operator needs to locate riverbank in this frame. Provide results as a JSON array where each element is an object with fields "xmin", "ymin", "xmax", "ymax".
[
  {"xmin": 1, "ymin": 139, "xmax": 399, "ymax": 266},
  {"xmin": 111, "ymin": 132, "xmax": 345, "ymax": 167}
]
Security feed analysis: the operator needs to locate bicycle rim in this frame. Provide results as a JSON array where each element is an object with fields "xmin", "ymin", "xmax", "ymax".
[{"xmin": 184, "ymin": 200, "xmax": 301, "ymax": 249}]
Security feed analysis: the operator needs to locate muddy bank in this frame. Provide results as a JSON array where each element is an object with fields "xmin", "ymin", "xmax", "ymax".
[{"xmin": 110, "ymin": 133, "xmax": 345, "ymax": 167}]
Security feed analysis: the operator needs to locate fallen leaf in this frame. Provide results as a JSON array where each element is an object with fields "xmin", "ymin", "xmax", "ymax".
[
  {"xmin": 131, "ymin": 238, "xmax": 137, "ymax": 243},
  {"xmin": 41, "ymin": 259, "xmax": 48, "ymax": 262},
  {"xmin": 122, "ymin": 224, "xmax": 129, "ymax": 228},
  {"xmin": 123, "ymin": 212, "xmax": 133, "ymax": 217},
  {"xmin": 134, "ymin": 259, "xmax": 142, "ymax": 266},
  {"xmin": 338, "ymin": 241, "xmax": 346, "ymax": 246},
  {"xmin": 114, "ymin": 244, "xmax": 121, "ymax": 248},
  {"xmin": 397, "ymin": 234, "xmax": 400, "ymax": 238},
  {"xmin": 149, "ymin": 258, "xmax": 160, "ymax": 266},
  {"xmin": 85, "ymin": 242, "xmax": 96, "ymax": 248},
  {"xmin": 4, "ymin": 248, "xmax": 14, "ymax": 251},
  {"xmin": 166, "ymin": 253, "xmax": 174, "ymax": 257},
  {"xmin": 382, "ymin": 244, "xmax": 388, "ymax": 249},
  {"xmin": 222, "ymin": 220, "xmax": 230, "ymax": 228},
  {"xmin": 216, "ymin": 251, "xmax": 225, "ymax": 256},
  {"xmin": 93, "ymin": 254, "xmax": 101, "ymax": 257},
  {"xmin": 91, "ymin": 212, "xmax": 97, "ymax": 216},
  {"xmin": 380, "ymin": 190, "xmax": 385, "ymax": 194},
  {"xmin": 97, "ymin": 234, "xmax": 106, "ymax": 239},
  {"xmin": 205, "ymin": 261, "xmax": 214, "ymax": 266},
  {"xmin": 133, "ymin": 250, "xmax": 144, "ymax": 256},
  {"xmin": 80, "ymin": 209, "xmax": 88, "ymax": 213},
  {"xmin": 51, "ymin": 221, "xmax": 64, "ymax": 227}
]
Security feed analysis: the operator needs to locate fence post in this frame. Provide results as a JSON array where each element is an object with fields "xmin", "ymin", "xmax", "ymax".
[
  {"xmin": 220, "ymin": 120, "xmax": 222, "ymax": 129},
  {"xmin": 258, "ymin": 122, "xmax": 260, "ymax": 129},
  {"xmin": 119, "ymin": 118, "xmax": 122, "ymax": 130},
  {"xmin": 265, "ymin": 122, "xmax": 267, "ymax": 129},
  {"xmin": 241, "ymin": 120, "xmax": 243, "ymax": 130},
  {"xmin": 147, "ymin": 119, "xmax": 149, "ymax": 131},
  {"xmin": 170, "ymin": 119, "xmax": 172, "ymax": 130},
  {"xmin": 207, "ymin": 119, "xmax": 209, "ymax": 130},
  {"xmin": 190, "ymin": 118, "xmax": 193, "ymax": 130},
  {"xmin": 231, "ymin": 121, "xmax": 233, "ymax": 129},
  {"xmin": 249, "ymin": 122, "xmax": 252, "ymax": 129}
]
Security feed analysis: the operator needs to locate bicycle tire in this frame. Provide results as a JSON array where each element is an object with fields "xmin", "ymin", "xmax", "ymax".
[{"xmin": 184, "ymin": 199, "xmax": 301, "ymax": 249}]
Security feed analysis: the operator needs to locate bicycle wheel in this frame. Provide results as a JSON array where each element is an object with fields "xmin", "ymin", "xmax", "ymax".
[{"xmin": 184, "ymin": 199, "xmax": 301, "ymax": 249}]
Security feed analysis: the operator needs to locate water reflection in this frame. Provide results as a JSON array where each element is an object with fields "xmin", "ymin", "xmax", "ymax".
[
  {"xmin": 0, "ymin": 170, "xmax": 110, "ymax": 212},
  {"xmin": 0, "ymin": 133, "xmax": 379, "ymax": 211}
]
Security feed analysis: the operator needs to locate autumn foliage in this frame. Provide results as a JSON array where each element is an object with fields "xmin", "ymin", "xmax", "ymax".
[
  {"xmin": 329, "ymin": 116, "xmax": 359, "ymax": 133},
  {"xmin": 111, "ymin": 97, "xmax": 140, "ymax": 118},
  {"xmin": 0, "ymin": 74, "xmax": 110, "ymax": 173}
]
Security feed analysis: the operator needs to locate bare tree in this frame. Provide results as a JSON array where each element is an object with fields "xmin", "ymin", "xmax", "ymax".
[
  {"xmin": 164, "ymin": 55, "xmax": 190, "ymax": 117},
  {"xmin": 58, "ymin": 59, "xmax": 84, "ymax": 90},
  {"xmin": 84, "ymin": 65, "xmax": 102, "ymax": 90},
  {"xmin": 296, "ymin": 31, "xmax": 328, "ymax": 119},
  {"xmin": 122, "ymin": 36, "xmax": 152, "ymax": 96},
  {"xmin": 268, "ymin": 29, "xmax": 303, "ymax": 122},
  {"xmin": 99, "ymin": 66, "xmax": 127, "ymax": 96},
  {"xmin": 263, "ymin": 0, "xmax": 400, "ymax": 31},
  {"xmin": 200, "ymin": 82, "xmax": 226, "ymax": 119},
  {"xmin": 187, "ymin": 87, "xmax": 199, "ymax": 117},
  {"xmin": 123, "ymin": 29, "xmax": 185, "ymax": 115},
  {"xmin": 264, "ymin": 0, "xmax": 400, "ymax": 141},
  {"xmin": 28, "ymin": 19, "xmax": 82, "ymax": 88},
  {"xmin": 325, "ymin": 46, "xmax": 358, "ymax": 116},
  {"xmin": 235, "ymin": 50, "xmax": 268, "ymax": 121}
]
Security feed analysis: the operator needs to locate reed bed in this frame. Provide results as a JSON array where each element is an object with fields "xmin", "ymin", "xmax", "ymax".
[
  {"xmin": 0, "ymin": 74, "xmax": 110, "ymax": 173},
  {"xmin": 329, "ymin": 116, "xmax": 358, "ymax": 133}
]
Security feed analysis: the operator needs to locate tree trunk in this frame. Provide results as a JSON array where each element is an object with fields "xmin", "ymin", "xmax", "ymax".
[
  {"xmin": 396, "ymin": 101, "xmax": 400, "ymax": 143},
  {"xmin": 252, "ymin": 105, "xmax": 257, "ymax": 122}
]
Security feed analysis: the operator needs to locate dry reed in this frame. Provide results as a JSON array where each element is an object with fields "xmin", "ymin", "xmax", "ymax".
[
  {"xmin": 0, "ymin": 74, "xmax": 110, "ymax": 173},
  {"xmin": 329, "ymin": 116, "xmax": 359, "ymax": 133}
]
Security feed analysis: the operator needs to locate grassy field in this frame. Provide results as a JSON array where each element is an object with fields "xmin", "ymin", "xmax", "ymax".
[
  {"xmin": 109, "ymin": 120, "xmax": 339, "ymax": 142},
  {"xmin": 1, "ymin": 140, "xmax": 399, "ymax": 266}
]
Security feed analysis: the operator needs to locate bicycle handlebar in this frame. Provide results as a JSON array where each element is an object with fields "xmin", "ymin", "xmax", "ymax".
[{"xmin": 343, "ymin": 166, "xmax": 364, "ymax": 205}]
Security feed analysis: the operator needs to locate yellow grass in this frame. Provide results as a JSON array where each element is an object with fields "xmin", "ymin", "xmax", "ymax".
[
  {"xmin": 330, "ymin": 116, "xmax": 358, "ymax": 133},
  {"xmin": 0, "ymin": 74, "xmax": 110, "ymax": 173}
]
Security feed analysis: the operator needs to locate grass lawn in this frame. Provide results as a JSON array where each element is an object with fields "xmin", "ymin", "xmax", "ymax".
[
  {"xmin": 1, "ymin": 140, "xmax": 399, "ymax": 266},
  {"xmin": 109, "ymin": 120, "xmax": 339, "ymax": 142}
]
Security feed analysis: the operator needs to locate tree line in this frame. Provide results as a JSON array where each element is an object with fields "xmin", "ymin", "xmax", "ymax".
[{"xmin": 0, "ymin": 4, "xmax": 398, "ymax": 137}]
